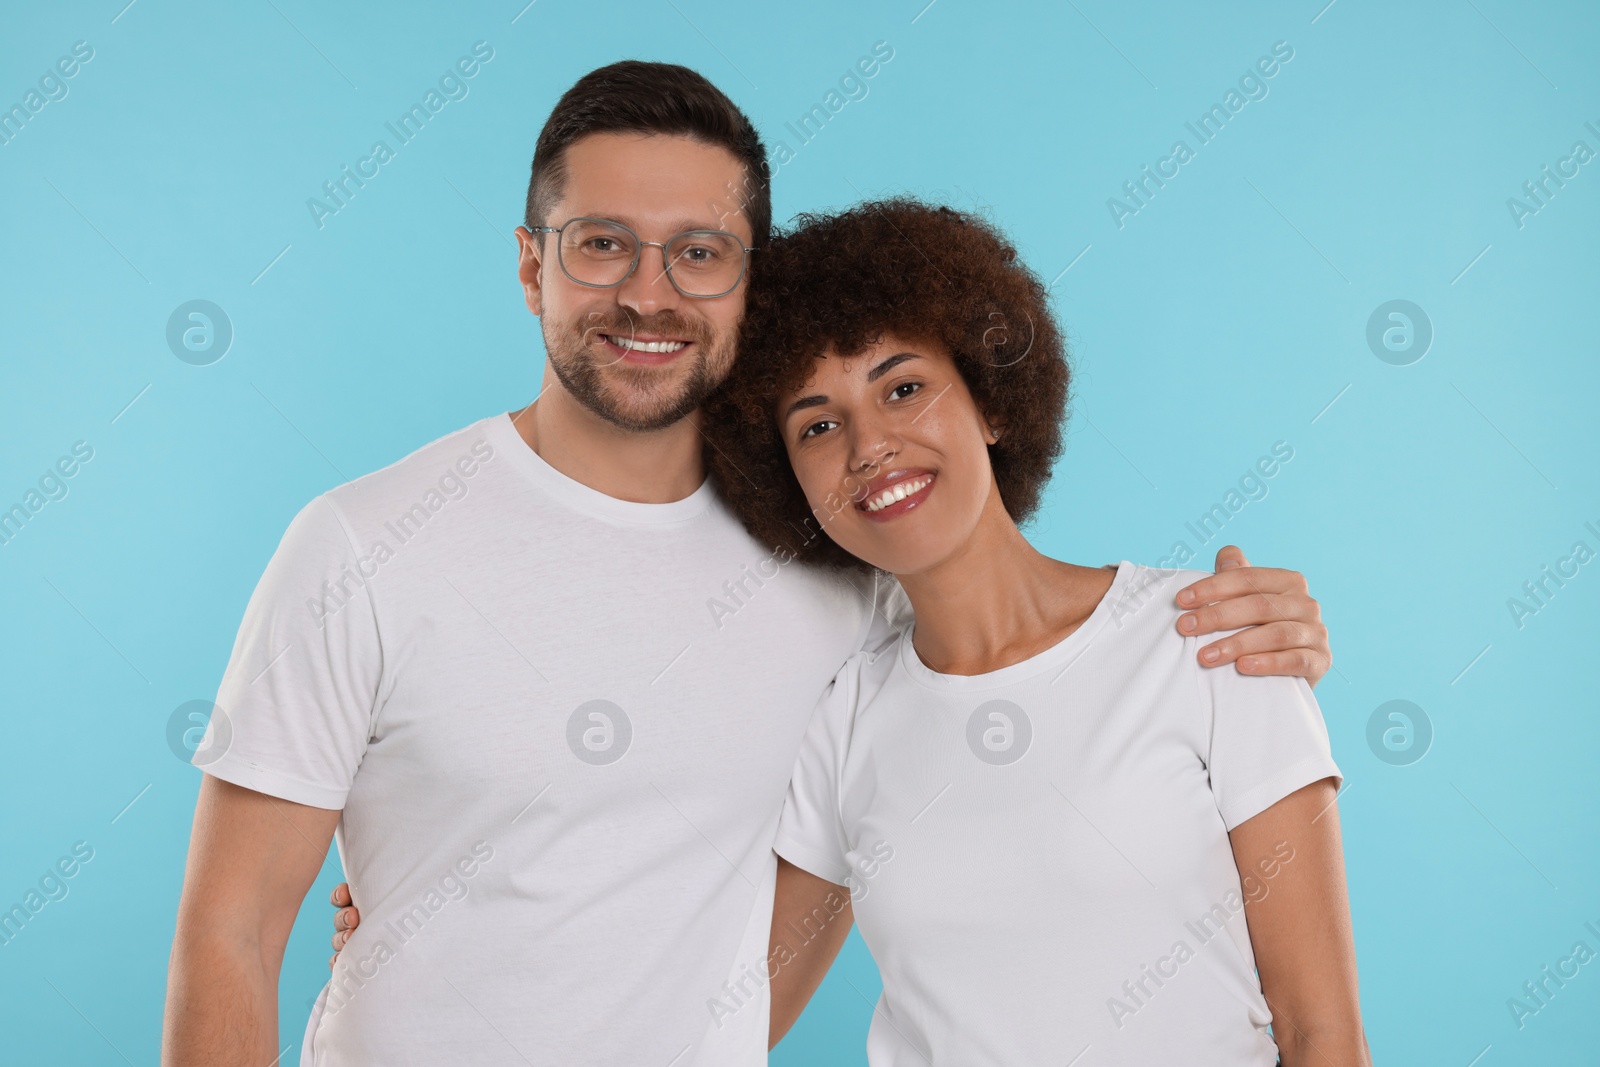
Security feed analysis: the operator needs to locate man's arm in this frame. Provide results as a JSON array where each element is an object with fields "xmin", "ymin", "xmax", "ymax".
[
  {"xmin": 1178, "ymin": 545, "xmax": 1332, "ymax": 686},
  {"xmin": 163, "ymin": 776, "xmax": 340, "ymax": 1067},
  {"xmin": 1229, "ymin": 778, "xmax": 1370, "ymax": 1067},
  {"xmin": 768, "ymin": 857, "xmax": 854, "ymax": 1048}
]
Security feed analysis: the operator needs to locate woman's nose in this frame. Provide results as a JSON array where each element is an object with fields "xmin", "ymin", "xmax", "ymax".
[{"xmin": 849, "ymin": 422, "xmax": 899, "ymax": 476}]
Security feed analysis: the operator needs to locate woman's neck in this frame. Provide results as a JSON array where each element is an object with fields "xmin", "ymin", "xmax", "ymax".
[{"xmin": 894, "ymin": 491, "xmax": 1116, "ymax": 677}]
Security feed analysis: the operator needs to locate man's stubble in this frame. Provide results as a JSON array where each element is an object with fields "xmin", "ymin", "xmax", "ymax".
[{"xmin": 542, "ymin": 308, "xmax": 738, "ymax": 433}]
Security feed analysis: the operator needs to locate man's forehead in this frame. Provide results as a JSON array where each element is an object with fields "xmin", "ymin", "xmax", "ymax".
[{"xmin": 557, "ymin": 132, "xmax": 752, "ymax": 235}]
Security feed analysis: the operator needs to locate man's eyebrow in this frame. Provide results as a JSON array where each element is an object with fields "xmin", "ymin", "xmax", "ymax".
[
  {"xmin": 575, "ymin": 213, "xmax": 741, "ymax": 236},
  {"xmin": 866, "ymin": 352, "xmax": 921, "ymax": 382},
  {"xmin": 783, "ymin": 394, "xmax": 828, "ymax": 422}
]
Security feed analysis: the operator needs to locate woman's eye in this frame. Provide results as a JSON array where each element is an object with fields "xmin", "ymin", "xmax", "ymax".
[
  {"xmin": 890, "ymin": 382, "xmax": 923, "ymax": 400},
  {"xmin": 800, "ymin": 420, "xmax": 837, "ymax": 439}
]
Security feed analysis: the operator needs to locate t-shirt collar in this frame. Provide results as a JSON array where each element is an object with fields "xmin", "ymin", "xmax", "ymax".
[
  {"xmin": 898, "ymin": 560, "xmax": 1134, "ymax": 691},
  {"xmin": 489, "ymin": 410, "xmax": 716, "ymax": 525}
]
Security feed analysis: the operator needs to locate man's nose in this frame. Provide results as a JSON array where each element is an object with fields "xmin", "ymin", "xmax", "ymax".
[{"xmin": 615, "ymin": 245, "xmax": 684, "ymax": 318}]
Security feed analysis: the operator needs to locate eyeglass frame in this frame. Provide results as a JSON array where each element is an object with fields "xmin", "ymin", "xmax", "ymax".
[{"xmin": 531, "ymin": 216, "xmax": 757, "ymax": 299}]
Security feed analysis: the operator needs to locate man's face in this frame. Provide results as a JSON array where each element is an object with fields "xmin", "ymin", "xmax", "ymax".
[{"xmin": 515, "ymin": 132, "xmax": 753, "ymax": 432}]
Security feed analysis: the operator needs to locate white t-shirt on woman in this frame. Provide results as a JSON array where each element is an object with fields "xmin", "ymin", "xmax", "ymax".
[{"xmin": 774, "ymin": 561, "xmax": 1342, "ymax": 1066}]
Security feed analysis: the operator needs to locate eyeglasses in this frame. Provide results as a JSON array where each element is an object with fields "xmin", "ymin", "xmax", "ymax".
[{"xmin": 532, "ymin": 217, "xmax": 756, "ymax": 299}]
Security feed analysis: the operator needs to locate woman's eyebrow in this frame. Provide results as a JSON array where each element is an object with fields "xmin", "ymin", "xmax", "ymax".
[
  {"xmin": 865, "ymin": 352, "xmax": 921, "ymax": 382},
  {"xmin": 782, "ymin": 352, "xmax": 924, "ymax": 421},
  {"xmin": 783, "ymin": 394, "xmax": 828, "ymax": 422}
]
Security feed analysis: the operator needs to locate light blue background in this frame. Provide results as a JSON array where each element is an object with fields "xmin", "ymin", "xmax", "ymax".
[{"xmin": 2, "ymin": 0, "xmax": 1596, "ymax": 1062}]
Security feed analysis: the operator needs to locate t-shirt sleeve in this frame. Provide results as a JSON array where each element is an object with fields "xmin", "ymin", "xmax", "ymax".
[
  {"xmin": 772, "ymin": 657, "xmax": 860, "ymax": 887},
  {"xmin": 1192, "ymin": 627, "xmax": 1342, "ymax": 831},
  {"xmin": 194, "ymin": 493, "xmax": 383, "ymax": 810}
]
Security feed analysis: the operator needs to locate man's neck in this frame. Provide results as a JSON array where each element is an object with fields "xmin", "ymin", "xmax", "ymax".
[{"xmin": 509, "ymin": 375, "xmax": 707, "ymax": 505}]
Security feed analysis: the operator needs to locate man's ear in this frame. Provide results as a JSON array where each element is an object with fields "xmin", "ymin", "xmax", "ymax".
[{"xmin": 515, "ymin": 226, "xmax": 545, "ymax": 316}]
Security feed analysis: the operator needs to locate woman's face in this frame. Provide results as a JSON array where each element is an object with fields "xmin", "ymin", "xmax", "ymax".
[{"xmin": 778, "ymin": 333, "xmax": 1002, "ymax": 576}]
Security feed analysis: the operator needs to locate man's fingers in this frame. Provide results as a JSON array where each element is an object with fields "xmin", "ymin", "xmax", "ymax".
[
  {"xmin": 1196, "ymin": 624, "xmax": 1331, "ymax": 684},
  {"xmin": 1235, "ymin": 648, "xmax": 1325, "ymax": 680},
  {"xmin": 330, "ymin": 882, "xmax": 352, "ymax": 907},
  {"xmin": 1176, "ymin": 566, "xmax": 1310, "ymax": 611},
  {"xmin": 1178, "ymin": 561, "xmax": 1331, "ymax": 687},
  {"xmin": 1196, "ymin": 621, "xmax": 1320, "ymax": 665},
  {"xmin": 334, "ymin": 905, "xmax": 360, "ymax": 932},
  {"xmin": 1180, "ymin": 591, "xmax": 1317, "ymax": 637},
  {"xmin": 1213, "ymin": 544, "xmax": 1251, "ymax": 571}
]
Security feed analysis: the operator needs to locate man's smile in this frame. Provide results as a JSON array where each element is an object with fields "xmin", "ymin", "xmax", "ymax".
[{"xmin": 598, "ymin": 332, "xmax": 694, "ymax": 364}]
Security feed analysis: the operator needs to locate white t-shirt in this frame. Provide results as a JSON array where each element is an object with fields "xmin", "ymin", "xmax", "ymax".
[
  {"xmin": 773, "ymin": 561, "xmax": 1342, "ymax": 1067},
  {"xmin": 197, "ymin": 411, "xmax": 909, "ymax": 1066}
]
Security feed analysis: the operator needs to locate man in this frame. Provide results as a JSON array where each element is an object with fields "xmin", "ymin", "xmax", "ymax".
[{"xmin": 163, "ymin": 61, "xmax": 1333, "ymax": 1066}]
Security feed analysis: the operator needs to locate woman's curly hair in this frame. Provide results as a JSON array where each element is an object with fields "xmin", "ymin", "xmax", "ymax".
[{"xmin": 702, "ymin": 196, "xmax": 1072, "ymax": 572}]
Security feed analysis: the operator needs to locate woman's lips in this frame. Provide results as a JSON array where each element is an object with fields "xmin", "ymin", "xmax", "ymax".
[{"xmin": 856, "ymin": 472, "xmax": 936, "ymax": 522}]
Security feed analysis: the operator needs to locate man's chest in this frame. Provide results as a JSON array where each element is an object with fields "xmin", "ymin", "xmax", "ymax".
[{"xmin": 359, "ymin": 537, "xmax": 871, "ymax": 803}]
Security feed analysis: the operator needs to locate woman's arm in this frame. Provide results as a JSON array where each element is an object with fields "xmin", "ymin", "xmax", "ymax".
[
  {"xmin": 1228, "ymin": 777, "xmax": 1371, "ymax": 1067},
  {"xmin": 768, "ymin": 856, "xmax": 854, "ymax": 1048}
]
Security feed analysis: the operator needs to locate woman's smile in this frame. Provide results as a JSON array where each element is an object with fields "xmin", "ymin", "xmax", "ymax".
[{"xmin": 856, "ymin": 469, "xmax": 937, "ymax": 520}]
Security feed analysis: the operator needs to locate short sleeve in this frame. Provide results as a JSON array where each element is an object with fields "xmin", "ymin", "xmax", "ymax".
[
  {"xmin": 772, "ymin": 656, "xmax": 861, "ymax": 887},
  {"xmin": 1193, "ymin": 628, "xmax": 1342, "ymax": 831},
  {"xmin": 195, "ymin": 493, "xmax": 383, "ymax": 810}
]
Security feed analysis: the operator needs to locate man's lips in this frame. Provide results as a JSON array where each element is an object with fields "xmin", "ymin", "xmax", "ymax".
[
  {"xmin": 597, "ymin": 331, "xmax": 696, "ymax": 365},
  {"xmin": 854, "ymin": 469, "xmax": 937, "ymax": 522}
]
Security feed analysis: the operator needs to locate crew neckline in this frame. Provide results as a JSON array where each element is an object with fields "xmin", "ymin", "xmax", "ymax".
[
  {"xmin": 898, "ymin": 561, "xmax": 1135, "ymax": 692},
  {"xmin": 487, "ymin": 410, "xmax": 715, "ymax": 525}
]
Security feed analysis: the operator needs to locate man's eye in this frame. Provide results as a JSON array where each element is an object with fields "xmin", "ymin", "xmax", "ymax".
[
  {"xmin": 801, "ymin": 420, "xmax": 838, "ymax": 439},
  {"xmin": 890, "ymin": 382, "xmax": 923, "ymax": 400}
]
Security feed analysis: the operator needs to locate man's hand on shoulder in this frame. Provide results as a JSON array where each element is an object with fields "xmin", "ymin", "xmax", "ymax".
[{"xmin": 1174, "ymin": 545, "xmax": 1331, "ymax": 687}]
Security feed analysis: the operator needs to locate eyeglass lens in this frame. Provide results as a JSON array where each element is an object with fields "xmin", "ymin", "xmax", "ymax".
[{"xmin": 556, "ymin": 219, "xmax": 745, "ymax": 296}]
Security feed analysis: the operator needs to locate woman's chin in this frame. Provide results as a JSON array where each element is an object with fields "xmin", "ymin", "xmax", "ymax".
[
  {"xmin": 833, "ymin": 533, "xmax": 949, "ymax": 579},
  {"xmin": 825, "ymin": 497, "xmax": 984, "ymax": 576}
]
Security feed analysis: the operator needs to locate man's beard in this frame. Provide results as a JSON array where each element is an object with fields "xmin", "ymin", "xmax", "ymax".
[{"xmin": 543, "ymin": 309, "xmax": 736, "ymax": 433}]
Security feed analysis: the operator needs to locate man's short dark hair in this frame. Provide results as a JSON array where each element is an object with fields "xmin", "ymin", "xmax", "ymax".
[{"xmin": 526, "ymin": 61, "xmax": 771, "ymax": 248}]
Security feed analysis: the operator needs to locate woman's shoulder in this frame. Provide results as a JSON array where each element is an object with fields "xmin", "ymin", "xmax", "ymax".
[{"xmin": 1101, "ymin": 561, "xmax": 1212, "ymax": 637}]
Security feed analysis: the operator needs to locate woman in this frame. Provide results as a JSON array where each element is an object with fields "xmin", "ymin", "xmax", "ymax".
[{"xmin": 701, "ymin": 198, "xmax": 1369, "ymax": 1065}]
